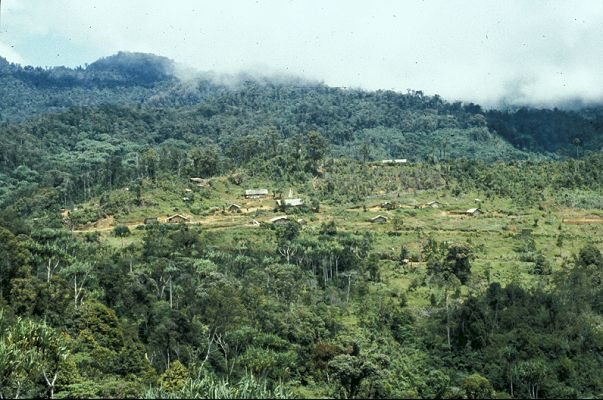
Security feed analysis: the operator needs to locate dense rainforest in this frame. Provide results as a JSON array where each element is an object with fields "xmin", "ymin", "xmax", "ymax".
[{"xmin": 0, "ymin": 52, "xmax": 602, "ymax": 399}]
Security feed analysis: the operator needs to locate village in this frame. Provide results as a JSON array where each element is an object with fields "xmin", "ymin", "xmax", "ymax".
[
  {"xmin": 57, "ymin": 145, "xmax": 603, "ymax": 273},
  {"xmin": 85, "ymin": 182, "xmax": 485, "ymax": 232},
  {"xmin": 87, "ymin": 168, "xmax": 486, "ymax": 232},
  {"xmin": 58, "ymin": 157, "xmax": 602, "ymax": 295}
]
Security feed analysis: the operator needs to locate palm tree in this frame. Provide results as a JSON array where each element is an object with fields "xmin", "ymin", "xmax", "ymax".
[{"xmin": 573, "ymin": 137, "xmax": 581, "ymax": 159}]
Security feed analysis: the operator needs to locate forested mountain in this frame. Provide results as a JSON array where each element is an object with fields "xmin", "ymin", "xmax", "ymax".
[
  {"xmin": 1, "ymin": 52, "xmax": 603, "ymax": 399},
  {"xmin": 1, "ymin": 51, "xmax": 602, "ymax": 157}
]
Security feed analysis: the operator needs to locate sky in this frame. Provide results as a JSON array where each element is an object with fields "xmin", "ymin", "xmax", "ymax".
[{"xmin": 1, "ymin": 0, "xmax": 602, "ymax": 108}]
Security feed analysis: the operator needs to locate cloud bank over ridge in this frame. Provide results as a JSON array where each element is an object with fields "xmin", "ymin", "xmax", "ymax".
[{"xmin": 1, "ymin": 0, "xmax": 602, "ymax": 108}]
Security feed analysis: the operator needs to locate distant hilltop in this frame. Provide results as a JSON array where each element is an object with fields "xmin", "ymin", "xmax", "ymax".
[{"xmin": 85, "ymin": 51, "xmax": 177, "ymax": 84}]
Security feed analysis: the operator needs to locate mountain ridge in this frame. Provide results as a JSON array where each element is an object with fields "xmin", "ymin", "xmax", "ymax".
[{"xmin": 0, "ymin": 51, "xmax": 602, "ymax": 157}]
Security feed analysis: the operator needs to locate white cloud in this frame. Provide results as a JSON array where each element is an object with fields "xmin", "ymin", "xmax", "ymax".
[
  {"xmin": 0, "ymin": 40, "xmax": 25, "ymax": 64},
  {"xmin": 2, "ymin": 0, "xmax": 603, "ymax": 107}
]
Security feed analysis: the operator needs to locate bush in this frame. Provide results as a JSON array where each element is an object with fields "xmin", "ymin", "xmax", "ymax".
[
  {"xmin": 113, "ymin": 225, "xmax": 131, "ymax": 238},
  {"xmin": 531, "ymin": 253, "xmax": 552, "ymax": 275}
]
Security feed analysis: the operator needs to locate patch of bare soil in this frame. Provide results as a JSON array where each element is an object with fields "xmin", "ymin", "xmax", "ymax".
[
  {"xmin": 93, "ymin": 215, "xmax": 116, "ymax": 229},
  {"xmin": 562, "ymin": 218, "xmax": 603, "ymax": 225}
]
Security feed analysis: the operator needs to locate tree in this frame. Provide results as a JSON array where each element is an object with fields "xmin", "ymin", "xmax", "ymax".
[
  {"xmin": 425, "ymin": 241, "xmax": 472, "ymax": 349},
  {"xmin": 577, "ymin": 244, "xmax": 603, "ymax": 267},
  {"xmin": 275, "ymin": 222, "xmax": 301, "ymax": 264},
  {"xmin": 399, "ymin": 245, "xmax": 409, "ymax": 265},
  {"xmin": 0, "ymin": 314, "xmax": 70, "ymax": 399},
  {"xmin": 557, "ymin": 244, "xmax": 603, "ymax": 313},
  {"xmin": 139, "ymin": 148, "xmax": 159, "ymax": 180},
  {"xmin": 189, "ymin": 145, "xmax": 221, "ymax": 178},
  {"xmin": 572, "ymin": 137, "xmax": 581, "ymax": 159},
  {"xmin": 319, "ymin": 220, "xmax": 337, "ymax": 236},
  {"xmin": 512, "ymin": 359, "xmax": 549, "ymax": 399},
  {"xmin": 532, "ymin": 253, "xmax": 551, "ymax": 275},
  {"xmin": 444, "ymin": 244, "xmax": 472, "ymax": 284},
  {"xmin": 461, "ymin": 373, "xmax": 495, "ymax": 399},
  {"xmin": 365, "ymin": 253, "xmax": 380, "ymax": 282},
  {"xmin": 328, "ymin": 354, "xmax": 377, "ymax": 399},
  {"xmin": 392, "ymin": 215, "xmax": 403, "ymax": 231},
  {"xmin": 133, "ymin": 179, "xmax": 143, "ymax": 206},
  {"xmin": 359, "ymin": 140, "xmax": 371, "ymax": 163},
  {"xmin": 113, "ymin": 225, "xmax": 130, "ymax": 248},
  {"xmin": 0, "ymin": 227, "xmax": 31, "ymax": 299},
  {"xmin": 418, "ymin": 369, "xmax": 451, "ymax": 399},
  {"xmin": 302, "ymin": 131, "xmax": 329, "ymax": 173},
  {"xmin": 158, "ymin": 360, "xmax": 189, "ymax": 393},
  {"xmin": 27, "ymin": 228, "xmax": 75, "ymax": 284},
  {"xmin": 61, "ymin": 261, "xmax": 96, "ymax": 307}
]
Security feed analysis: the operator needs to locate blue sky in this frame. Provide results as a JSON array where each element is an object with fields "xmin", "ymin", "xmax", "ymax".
[{"xmin": 1, "ymin": 0, "xmax": 603, "ymax": 107}]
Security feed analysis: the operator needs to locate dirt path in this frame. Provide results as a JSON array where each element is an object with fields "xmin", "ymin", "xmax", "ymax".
[{"xmin": 73, "ymin": 213, "xmax": 262, "ymax": 234}]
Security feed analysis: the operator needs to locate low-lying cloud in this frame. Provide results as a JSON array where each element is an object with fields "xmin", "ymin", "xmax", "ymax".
[{"xmin": 2, "ymin": 0, "xmax": 603, "ymax": 108}]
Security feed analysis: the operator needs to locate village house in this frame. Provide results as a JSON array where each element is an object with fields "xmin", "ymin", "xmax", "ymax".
[
  {"xmin": 370, "ymin": 215, "xmax": 388, "ymax": 223},
  {"xmin": 466, "ymin": 208, "xmax": 481, "ymax": 217},
  {"xmin": 270, "ymin": 216, "xmax": 290, "ymax": 225},
  {"xmin": 427, "ymin": 200, "xmax": 441, "ymax": 208},
  {"xmin": 166, "ymin": 214, "xmax": 190, "ymax": 224},
  {"xmin": 381, "ymin": 159, "xmax": 408, "ymax": 165},
  {"xmin": 276, "ymin": 198, "xmax": 304, "ymax": 208},
  {"xmin": 245, "ymin": 189, "xmax": 269, "ymax": 199},
  {"xmin": 227, "ymin": 204, "xmax": 242, "ymax": 213}
]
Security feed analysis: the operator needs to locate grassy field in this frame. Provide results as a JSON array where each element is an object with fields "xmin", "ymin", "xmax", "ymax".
[{"xmin": 69, "ymin": 172, "xmax": 603, "ymax": 314}]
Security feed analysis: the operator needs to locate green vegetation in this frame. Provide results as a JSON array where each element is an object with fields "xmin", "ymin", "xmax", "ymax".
[{"xmin": 0, "ymin": 53, "xmax": 602, "ymax": 398}]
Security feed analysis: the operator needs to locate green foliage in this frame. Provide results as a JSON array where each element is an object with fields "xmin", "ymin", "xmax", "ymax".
[
  {"xmin": 145, "ymin": 374, "xmax": 292, "ymax": 399},
  {"xmin": 0, "ymin": 312, "xmax": 71, "ymax": 399},
  {"xmin": 319, "ymin": 219, "xmax": 337, "ymax": 236},
  {"xmin": 158, "ymin": 360, "xmax": 189, "ymax": 393},
  {"xmin": 531, "ymin": 253, "xmax": 552, "ymax": 275},
  {"xmin": 113, "ymin": 225, "xmax": 130, "ymax": 238},
  {"xmin": 426, "ymin": 239, "xmax": 473, "ymax": 284},
  {"xmin": 399, "ymin": 245, "xmax": 409, "ymax": 265},
  {"xmin": 328, "ymin": 353, "xmax": 378, "ymax": 398},
  {"xmin": 418, "ymin": 369, "xmax": 451, "ymax": 399},
  {"xmin": 392, "ymin": 215, "xmax": 404, "ymax": 231},
  {"xmin": 461, "ymin": 373, "xmax": 495, "ymax": 399}
]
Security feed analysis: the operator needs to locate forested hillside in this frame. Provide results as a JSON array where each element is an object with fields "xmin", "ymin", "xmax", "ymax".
[
  {"xmin": 0, "ymin": 52, "xmax": 602, "ymax": 399},
  {"xmin": 487, "ymin": 106, "xmax": 603, "ymax": 155},
  {"xmin": 1, "ymin": 52, "xmax": 602, "ymax": 157}
]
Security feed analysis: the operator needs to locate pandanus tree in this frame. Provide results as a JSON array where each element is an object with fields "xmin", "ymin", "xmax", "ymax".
[{"xmin": 0, "ymin": 313, "xmax": 70, "ymax": 399}]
